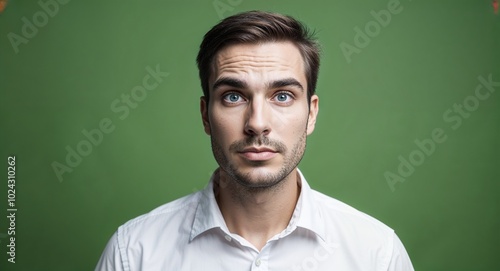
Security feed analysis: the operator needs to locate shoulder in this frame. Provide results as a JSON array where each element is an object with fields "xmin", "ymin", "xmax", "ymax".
[
  {"xmin": 95, "ymin": 191, "xmax": 205, "ymax": 270},
  {"xmin": 308, "ymin": 189, "xmax": 416, "ymax": 270},
  {"xmin": 311, "ymin": 189, "xmax": 394, "ymax": 242},
  {"xmin": 308, "ymin": 190, "xmax": 400, "ymax": 268},
  {"xmin": 117, "ymin": 191, "xmax": 202, "ymax": 242}
]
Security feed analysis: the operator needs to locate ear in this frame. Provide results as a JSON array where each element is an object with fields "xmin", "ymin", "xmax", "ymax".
[
  {"xmin": 200, "ymin": 96, "xmax": 211, "ymax": 135},
  {"xmin": 306, "ymin": 94, "xmax": 319, "ymax": 136}
]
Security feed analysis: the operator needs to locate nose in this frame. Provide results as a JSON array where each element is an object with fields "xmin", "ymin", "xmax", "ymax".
[{"xmin": 244, "ymin": 98, "xmax": 271, "ymax": 137}]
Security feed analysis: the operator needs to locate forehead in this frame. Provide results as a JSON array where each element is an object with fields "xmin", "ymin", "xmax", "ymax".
[{"xmin": 211, "ymin": 42, "xmax": 306, "ymax": 87}]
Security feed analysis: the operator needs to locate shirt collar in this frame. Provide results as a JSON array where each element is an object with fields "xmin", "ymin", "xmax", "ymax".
[
  {"xmin": 189, "ymin": 168, "xmax": 327, "ymax": 242},
  {"xmin": 292, "ymin": 169, "xmax": 327, "ymax": 241},
  {"xmin": 190, "ymin": 172, "xmax": 229, "ymax": 241}
]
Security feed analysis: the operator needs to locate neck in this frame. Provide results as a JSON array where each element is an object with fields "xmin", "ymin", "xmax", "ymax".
[{"xmin": 214, "ymin": 168, "xmax": 301, "ymax": 251}]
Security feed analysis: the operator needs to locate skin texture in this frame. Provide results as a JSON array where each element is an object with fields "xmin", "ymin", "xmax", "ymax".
[{"xmin": 200, "ymin": 41, "xmax": 319, "ymax": 250}]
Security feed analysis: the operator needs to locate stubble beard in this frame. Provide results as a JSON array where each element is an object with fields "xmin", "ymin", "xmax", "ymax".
[{"xmin": 210, "ymin": 129, "xmax": 307, "ymax": 193}]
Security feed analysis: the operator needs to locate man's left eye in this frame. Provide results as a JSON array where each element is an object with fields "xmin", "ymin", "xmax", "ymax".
[{"xmin": 274, "ymin": 92, "xmax": 292, "ymax": 102}]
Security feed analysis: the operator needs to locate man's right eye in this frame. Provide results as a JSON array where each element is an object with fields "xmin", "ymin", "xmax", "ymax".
[{"xmin": 223, "ymin": 93, "xmax": 244, "ymax": 103}]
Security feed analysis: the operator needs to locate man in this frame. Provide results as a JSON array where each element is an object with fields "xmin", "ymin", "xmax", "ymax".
[{"xmin": 95, "ymin": 11, "xmax": 414, "ymax": 270}]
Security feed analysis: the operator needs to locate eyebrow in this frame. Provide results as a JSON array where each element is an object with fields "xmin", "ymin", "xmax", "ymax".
[
  {"xmin": 268, "ymin": 78, "xmax": 304, "ymax": 92},
  {"xmin": 212, "ymin": 77, "xmax": 247, "ymax": 91},
  {"xmin": 212, "ymin": 77, "xmax": 304, "ymax": 92}
]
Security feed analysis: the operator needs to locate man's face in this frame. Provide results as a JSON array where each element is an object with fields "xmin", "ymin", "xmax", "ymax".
[{"xmin": 200, "ymin": 42, "xmax": 319, "ymax": 188}]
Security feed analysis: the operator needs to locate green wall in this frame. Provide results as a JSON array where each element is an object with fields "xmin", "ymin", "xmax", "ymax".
[{"xmin": 1, "ymin": 0, "xmax": 499, "ymax": 270}]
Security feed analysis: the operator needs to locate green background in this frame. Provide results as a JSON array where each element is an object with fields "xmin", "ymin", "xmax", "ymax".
[{"xmin": 1, "ymin": 0, "xmax": 499, "ymax": 270}]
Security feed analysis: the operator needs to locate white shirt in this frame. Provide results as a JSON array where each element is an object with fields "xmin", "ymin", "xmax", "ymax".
[{"xmin": 95, "ymin": 169, "xmax": 414, "ymax": 271}]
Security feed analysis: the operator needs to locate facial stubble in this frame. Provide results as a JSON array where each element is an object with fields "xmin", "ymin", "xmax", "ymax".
[{"xmin": 210, "ymin": 128, "xmax": 307, "ymax": 193}]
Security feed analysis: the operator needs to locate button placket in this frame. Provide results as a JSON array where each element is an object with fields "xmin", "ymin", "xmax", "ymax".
[{"xmin": 250, "ymin": 245, "xmax": 269, "ymax": 270}]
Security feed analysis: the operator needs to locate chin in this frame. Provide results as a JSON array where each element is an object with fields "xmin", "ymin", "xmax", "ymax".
[{"xmin": 229, "ymin": 166, "xmax": 291, "ymax": 189}]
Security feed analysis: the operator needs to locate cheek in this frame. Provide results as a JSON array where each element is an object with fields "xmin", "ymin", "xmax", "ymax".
[
  {"xmin": 209, "ymin": 112, "xmax": 241, "ymax": 141},
  {"xmin": 273, "ymin": 107, "xmax": 309, "ymax": 128},
  {"xmin": 291, "ymin": 121, "xmax": 308, "ymax": 138}
]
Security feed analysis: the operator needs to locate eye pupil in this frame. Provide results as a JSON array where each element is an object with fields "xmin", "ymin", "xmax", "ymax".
[
  {"xmin": 229, "ymin": 94, "xmax": 239, "ymax": 102},
  {"xmin": 277, "ymin": 94, "xmax": 288, "ymax": 102}
]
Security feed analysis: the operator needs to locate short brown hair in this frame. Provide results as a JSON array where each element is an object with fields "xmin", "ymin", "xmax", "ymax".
[{"xmin": 196, "ymin": 10, "xmax": 320, "ymax": 102}]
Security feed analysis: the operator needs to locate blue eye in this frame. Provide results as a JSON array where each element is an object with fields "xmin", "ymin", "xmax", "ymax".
[
  {"xmin": 275, "ymin": 92, "xmax": 292, "ymax": 103},
  {"xmin": 223, "ymin": 93, "xmax": 242, "ymax": 103},
  {"xmin": 276, "ymin": 93, "xmax": 288, "ymax": 102}
]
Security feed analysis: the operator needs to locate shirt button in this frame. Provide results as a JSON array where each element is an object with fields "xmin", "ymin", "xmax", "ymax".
[
  {"xmin": 255, "ymin": 258, "xmax": 261, "ymax": 267},
  {"xmin": 224, "ymin": 235, "xmax": 232, "ymax": 242}
]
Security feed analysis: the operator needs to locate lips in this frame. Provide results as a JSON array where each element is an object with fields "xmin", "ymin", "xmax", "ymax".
[{"xmin": 238, "ymin": 147, "xmax": 277, "ymax": 161}]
